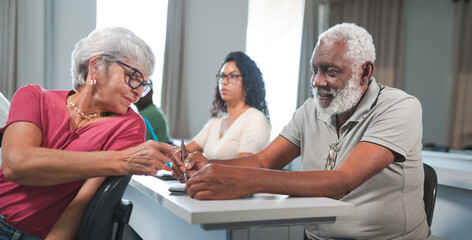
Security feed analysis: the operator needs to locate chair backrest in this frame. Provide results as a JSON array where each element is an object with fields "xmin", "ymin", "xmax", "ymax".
[
  {"xmin": 423, "ymin": 163, "xmax": 438, "ymax": 227},
  {"xmin": 76, "ymin": 175, "xmax": 133, "ymax": 240}
]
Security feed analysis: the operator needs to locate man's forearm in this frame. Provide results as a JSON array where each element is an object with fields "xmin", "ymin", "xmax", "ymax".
[
  {"xmin": 248, "ymin": 168, "xmax": 349, "ymax": 198},
  {"xmin": 208, "ymin": 153, "xmax": 264, "ymax": 168}
]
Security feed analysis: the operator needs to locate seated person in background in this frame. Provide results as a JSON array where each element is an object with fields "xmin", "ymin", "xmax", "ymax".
[
  {"xmin": 134, "ymin": 88, "xmax": 172, "ymax": 144},
  {"xmin": 0, "ymin": 91, "xmax": 9, "ymax": 127},
  {"xmin": 0, "ymin": 27, "xmax": 176, "ymax": 240},
  {"xmin": 184, "ymin": 51, "xmax": 270, "ymax": 159},
  {"xmin": 174, "ymin": 23, "xmax": 431, "ymax": 239}
]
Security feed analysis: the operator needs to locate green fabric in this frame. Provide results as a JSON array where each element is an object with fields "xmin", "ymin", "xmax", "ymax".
[{"xmin": 139, "ymin": 104, "xmax": 171, "ymax": 143}]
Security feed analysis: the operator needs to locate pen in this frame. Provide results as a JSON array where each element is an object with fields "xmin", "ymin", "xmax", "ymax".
[
  {"xmin": 143, "ymin": 118, "xmax": 159, "ymax": 142},
  {"xmin": 164, "ymin": 161, "xmax": 172, "ymax": 172},
  {"xmin": 181, "ymin": 139, "xmax": 188, "ymax": 181},
  {"xmin": 145, "ymin": 118, "xmax": 173, "ymax": 171}
]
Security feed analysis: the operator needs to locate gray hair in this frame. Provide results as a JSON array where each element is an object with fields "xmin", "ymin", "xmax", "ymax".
[
  {"xmin": 71, "ymin": 27, "xmax": 155, "ymax": 91},
  {"xmin": 317, "ymin": 23, "xmax": 376, "ymax": 69}
]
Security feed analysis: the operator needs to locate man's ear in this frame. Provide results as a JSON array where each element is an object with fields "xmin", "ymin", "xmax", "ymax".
[{"xmin": 360, "ymin": 61, "xmax": 374, "ymax": 86}]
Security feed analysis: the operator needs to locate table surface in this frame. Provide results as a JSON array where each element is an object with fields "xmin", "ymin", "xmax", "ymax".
[
  {"xmin": 129, "ymin": 175, "xmax": 354, "ymax": 228},
  {"xmin": 422, "ymin": 150, "xmax": 472, "ymax": 191},
  {"xmin": 433, "ymin": 167, "xmax": 472, "ymax": 191}
]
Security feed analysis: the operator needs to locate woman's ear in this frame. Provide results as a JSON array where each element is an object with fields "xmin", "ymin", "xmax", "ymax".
[
  {"xmin": 87, "ymin": 55, "xmax": 103, "ymax": 78},
  {"xmin": 241, "ymin": 92, "xmax": 247, "ymax": 103},
  {"xmin": 360, "ymin": 61, "xmax": 374, "ymax": 86}
]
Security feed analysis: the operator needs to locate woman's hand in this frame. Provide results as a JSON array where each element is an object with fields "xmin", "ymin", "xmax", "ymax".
[
  {"xmin": 119, "ymin": 140, "xmax": 176, "ymax": 175},
  {"xmin": 185, "ymin": 164, "xmax": 253, "ymax": 200}
]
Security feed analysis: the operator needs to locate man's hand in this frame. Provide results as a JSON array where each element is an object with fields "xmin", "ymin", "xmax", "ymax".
[
  {"xmin": 171, "ymin": 148, "xmax": 188, "ymax": 182},
  {"xmin": 172, "ymin": 151, "xmax": 209, "ymax": 182},
  {"xmin": 185, "ymin": 164, "xmax": 253, "ymax": 200}
]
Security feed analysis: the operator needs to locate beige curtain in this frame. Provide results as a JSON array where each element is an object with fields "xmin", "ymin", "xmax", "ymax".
[
  {"xmin": 451, "ymin": 1, "xmax": 472, "ymax": 149},
  {"xmin": 0, "ymin": 0, "xmax": 18, "ymax": 99},
  {"xmin": 297, "ymin": 0, "xmax": 320, "ymax": 108},
  {"xmin": 327, "ymin": 0, "xmax": 406, "ymax": 88},
  {"xmin": 161, "ymin": 0, "xmax": 191, "ymax": 139}
]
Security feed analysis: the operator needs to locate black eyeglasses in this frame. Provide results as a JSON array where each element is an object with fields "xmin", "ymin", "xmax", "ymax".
[
  {"xmin": 216, "ymin": 73, "xmax": 241, "ymax": 84},
  {"xmin": 325, "ymin": 142, "xmax": 339, "ymax": 170},
  {"xmin": 116, "ymin": 61, "xmax": 152, "ymax": 97}
]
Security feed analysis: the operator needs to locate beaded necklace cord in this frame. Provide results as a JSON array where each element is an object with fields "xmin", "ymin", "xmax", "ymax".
[{"xmin": 69, "ymin": 101, "xmax": 103, "ymax": 120}]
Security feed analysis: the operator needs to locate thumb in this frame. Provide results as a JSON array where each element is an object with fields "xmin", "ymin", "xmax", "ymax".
[{"xmin": 185, "ymin": 159, "xmax": 193, "ymax": 169}]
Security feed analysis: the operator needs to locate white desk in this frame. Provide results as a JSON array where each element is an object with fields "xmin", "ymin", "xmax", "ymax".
[
  {"xmin": 422, "ymin": 150, "xmax": 472, "ymax": 240},
  {"xmin": 123, "ymin": 175, "xmax": 354, "ymax": 240}
]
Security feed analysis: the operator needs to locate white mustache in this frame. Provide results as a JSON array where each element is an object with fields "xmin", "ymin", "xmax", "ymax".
[{"xmin": 315, "ymin": 87, "xmax": 337, "ymax": 97}]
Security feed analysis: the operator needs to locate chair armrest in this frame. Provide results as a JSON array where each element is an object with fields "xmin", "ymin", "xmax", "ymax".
[{"xmin": 113, "ymin": 199, "xmax": 133, "ymax": 224}]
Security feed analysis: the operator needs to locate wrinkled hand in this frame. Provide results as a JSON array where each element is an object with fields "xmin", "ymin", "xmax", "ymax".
[
  {"xmin": 120, "ymin": 140, "xmax": 176, "ymax": 175},
  {"xmin": 185, "ymin": 164, "xmax": 252, "ymax": 200}
]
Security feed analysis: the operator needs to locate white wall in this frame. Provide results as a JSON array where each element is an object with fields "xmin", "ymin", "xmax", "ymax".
[
  {"xmin": 403, "ymin": 0, "xmax": 455, "ymax": 146},
  {"xmin": 17, "ymin": 0, "xmax": 96, "ymax": 91},
  {"xmin": 15, "ymin": 0, "xmax": 246, "ymax": 138},
  {"xmin": 180, "ymin": 0, "xmax": 249, "ymax": 136},
  {"xmin": 52, "ymin": 0, "xmax": 97, "ymax": 90},
  {"xmin": 15, "ymin": 0, "xmax": 460, "ymax": 145},
  {"xmin": 17, "ymin": 0, "xmax": 48, "ymax": 88}
]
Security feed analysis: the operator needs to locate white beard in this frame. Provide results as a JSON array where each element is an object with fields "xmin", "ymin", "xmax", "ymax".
[{"xmin": 312, "ymin": 75, "xmax": 364, "ymax": 115}]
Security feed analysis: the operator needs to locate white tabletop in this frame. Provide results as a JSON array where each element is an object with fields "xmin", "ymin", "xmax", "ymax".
[
  {"xmin": 128, "ymin": 175, "xmax": 354, "ymax": 230},
  {"xmin": 433, "ymin": 167, "xmax": 472, "ymax": 191},
  {"xmin": 422, "ymin": 150, "xmax": 472, "ymax": 191}
]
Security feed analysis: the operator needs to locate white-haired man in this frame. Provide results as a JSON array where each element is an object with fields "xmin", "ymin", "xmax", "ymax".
[{"xmin": 174, "ymin": 23, "xmax": 431, "ymax": 239}]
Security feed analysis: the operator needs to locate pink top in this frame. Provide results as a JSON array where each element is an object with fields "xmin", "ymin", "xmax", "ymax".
[{"xmin": 0, "ymin": 85, "xmax": 145, "ymax": 238}]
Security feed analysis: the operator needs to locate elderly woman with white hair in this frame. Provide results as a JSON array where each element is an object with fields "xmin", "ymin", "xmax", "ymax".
[{"xmin": 0, "ymin": 27, "xmax": 176, "ymax": 239}]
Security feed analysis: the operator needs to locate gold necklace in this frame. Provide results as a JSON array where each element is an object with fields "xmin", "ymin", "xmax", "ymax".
[{"xmin": 69, "ymin": 101, "xmax": 103, "ymax": 120}]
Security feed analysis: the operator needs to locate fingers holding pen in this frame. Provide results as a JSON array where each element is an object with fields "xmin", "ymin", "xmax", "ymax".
[
  {"xmin": 147, "ymin": 141, "xmax": 177, "ymax": 171},
  {"xmin": 184, "ymin": 151, "xmax": 209, "ymax": 176},
  {"xmin": 171, "ymin": 148, "xmax": 188, "ymax": 181},
  {"xmin": 154, "ymin": 141, "xmax": 178, "ymax": 160},
  {"xmin": 171, "ymin": 150, "xmax": 209, "ymax": 182},
  {"xmin": 121, "ymin": 140, "xmax": 177, "ymax": 175},
  {"xmin": 177, "ymin": 148, "xmax": 190, "ymax": 172}
]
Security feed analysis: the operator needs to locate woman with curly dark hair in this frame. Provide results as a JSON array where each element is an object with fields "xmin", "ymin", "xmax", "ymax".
[{"xmin": 185, "ymin": 51, "xmax": 270, "ymax": 160}]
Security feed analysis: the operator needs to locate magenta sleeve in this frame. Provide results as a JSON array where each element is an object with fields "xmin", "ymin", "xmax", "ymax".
[
  {"xmin": 5, "ymin": 85, "xmax": 43, "ymax": 131},
  {"xmin": 102, "ymin": 112, "xmax": 146, "ymax": 151}
]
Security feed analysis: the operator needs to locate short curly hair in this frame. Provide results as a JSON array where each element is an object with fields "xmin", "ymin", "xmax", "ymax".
[
  {"xmin": 210, "ymin": 51, "xmax": 269, "ymax": 122},
  {"xmin": 317, "ymin": 23, "xmax": 376, "ymax": 69},
  {"xmin": 71, "ymin": 27, "xmax": 154, "ymax": 91}
]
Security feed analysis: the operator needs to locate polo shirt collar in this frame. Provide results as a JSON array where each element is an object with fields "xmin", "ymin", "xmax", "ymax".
[
  {"xmin": 317, "ymin": 77, "xmax": 381, "ymax": 125},
  {"xmin": 348, "ymin": 77, "xmax": 380, "ymax": 122},
  {"xmin": 317, "ymin": 103, "xmax": 334, "ymax": 126}
]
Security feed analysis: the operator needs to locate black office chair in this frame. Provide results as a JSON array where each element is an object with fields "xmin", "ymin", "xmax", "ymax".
[
  {"xmin": 76, "ymin": 175, "xmax": 133, "ymax": 240},
  {"xmin": 423, "ymin": 163, "xmax": 438, "ymax": 227}
]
